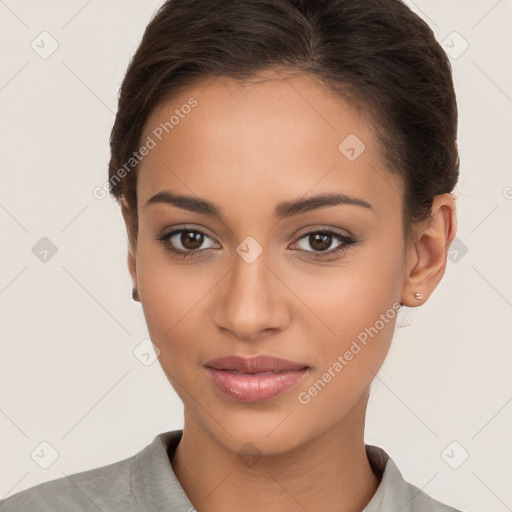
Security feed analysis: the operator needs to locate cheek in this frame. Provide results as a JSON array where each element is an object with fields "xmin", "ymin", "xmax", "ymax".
[
  {"xmin": 287, "ymin": 239, "xmax": 403, "ymax": 392},
  {"xmin": 134, "ymin": 222, "xmax": 225, "ymax": 383},
  {"xmin": 136, "ymin": 247, "xmax": 211, "ymax": 356},
  {"xmin": 293, "ymin": 288, "xmax": 400, "ymax": 425},
  {"xmin": 283, "ymin": 237, "xmax": 404, "ymax": 338}
]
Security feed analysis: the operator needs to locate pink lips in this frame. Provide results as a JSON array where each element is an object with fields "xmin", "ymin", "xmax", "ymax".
[{"xmin": 204, "ymin": 355, "xmax": 309, "ymax": 402}]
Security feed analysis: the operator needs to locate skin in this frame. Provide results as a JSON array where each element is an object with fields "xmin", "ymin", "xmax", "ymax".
[{"xmin": 121, "ymin": 70, "xmax": 456, "ymax": 512}]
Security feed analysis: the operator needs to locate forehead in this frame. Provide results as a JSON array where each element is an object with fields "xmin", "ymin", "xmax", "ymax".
[{"xmin": 136, "ymin": 71, "xmax": 402, "ymax": 217}]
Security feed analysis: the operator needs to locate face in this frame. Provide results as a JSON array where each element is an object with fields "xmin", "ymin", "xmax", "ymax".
[{"xmin": 128, "ymin": 71, "xmax": 409, "ymax": 455}]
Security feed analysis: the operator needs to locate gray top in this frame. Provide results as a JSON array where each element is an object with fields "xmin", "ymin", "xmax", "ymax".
[{"xmin": 0, "ymin": 430, "xmax": 463, "ymax": 511}]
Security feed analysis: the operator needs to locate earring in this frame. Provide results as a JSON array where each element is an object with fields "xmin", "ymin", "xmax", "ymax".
[
  {"xmin": 132, "ymin": 288, "xmax": 140, "ymax": 301},
  {"xmin": 414, "ymin": 292, "xmax": 423, "ymax": 300}
]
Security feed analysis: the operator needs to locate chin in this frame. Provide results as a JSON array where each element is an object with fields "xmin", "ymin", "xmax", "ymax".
[{"xmin": 197, "ymin": 406, "xmax": 318, "ymax": 457}]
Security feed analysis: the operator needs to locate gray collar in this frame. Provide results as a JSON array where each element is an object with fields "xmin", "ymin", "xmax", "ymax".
[{"xmin": 131, "ymin": 430, "xmax": 460, "ymax": 512}]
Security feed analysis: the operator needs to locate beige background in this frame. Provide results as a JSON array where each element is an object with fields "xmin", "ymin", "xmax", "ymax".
[{"xmin": 0, "ymin": 1, "xmax": 511, "ymax": 510}]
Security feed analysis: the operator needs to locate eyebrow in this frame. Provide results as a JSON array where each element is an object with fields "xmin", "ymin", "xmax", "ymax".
[{"xmin": 144, "ymin": 190, "xmax": 373, "ymax": 218}]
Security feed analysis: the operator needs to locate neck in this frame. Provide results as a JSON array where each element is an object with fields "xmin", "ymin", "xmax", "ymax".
[{"xmin": 171, "ymin": 392, "xmax": 380, "ymax": 512}]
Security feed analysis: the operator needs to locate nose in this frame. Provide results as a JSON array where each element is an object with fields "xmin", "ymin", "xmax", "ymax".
[{"xmin": 214, "ymin": 246, "xmax": 290, "ymax": 342}]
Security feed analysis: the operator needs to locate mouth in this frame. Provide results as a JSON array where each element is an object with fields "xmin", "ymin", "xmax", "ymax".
[{"xmin": 204, "ymin": 355, "xmax": 310, "ymax": 402}]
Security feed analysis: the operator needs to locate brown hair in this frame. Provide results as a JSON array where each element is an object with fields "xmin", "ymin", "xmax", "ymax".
[{"xmin": 108, "ymin": 0, "xmax": 459, "ymax": 249}]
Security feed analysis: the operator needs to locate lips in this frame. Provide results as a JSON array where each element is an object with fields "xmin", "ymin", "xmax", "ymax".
[
  {"xmin": 204, "ymin": 355, "xmax": 308, "ymax": 373},
  {"xmin": 204, "ymin": 355, "xmax": 310, "ymax": 402}
]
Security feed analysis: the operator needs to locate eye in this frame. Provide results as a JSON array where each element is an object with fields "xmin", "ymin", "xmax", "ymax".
[
  {"xmin": 156, "ymin": 228, "xmax": 219, "ymax": 259},
  {"xmin": 157, "ymin": 227, "xmax": 357, "ymax": 261},
  {"xmin": 291, "ymin": 230, "xmax": 357, "ymax": 259}
]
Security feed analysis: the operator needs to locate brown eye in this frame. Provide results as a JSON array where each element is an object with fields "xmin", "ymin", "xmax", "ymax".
[
  {"xmin": 292, "ymin": 230, "xmax": 357, "ymax": 260},
  {"xmin": 308, "ymin": 233, "xmax": 333, "ymax": 251},
  {"xmin": 180, "ymin": 230, "xmax": 205, "ymax": 250},
  {"xmin": 157, "ymin": 228, "xmax": 220, "ymax": 259}
]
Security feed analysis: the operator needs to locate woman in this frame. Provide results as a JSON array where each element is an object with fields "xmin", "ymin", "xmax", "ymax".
[{"xmin": 0, "ymin": 0, "xmax": 463, "ymax": 510}]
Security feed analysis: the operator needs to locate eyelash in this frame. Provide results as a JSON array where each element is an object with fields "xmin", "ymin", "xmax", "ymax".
[{"xmin": 156, "ymin": 227, "xmax": 357, "ymax": 261}]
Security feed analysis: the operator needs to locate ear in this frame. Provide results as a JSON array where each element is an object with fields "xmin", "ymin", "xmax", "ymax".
[
  {"xmin": 400, "ymin": 193, "xmax": 457, "ymax": 307},
  {"xmin": 120, "ymin": 197, "xmax": 139, "ymax": 302}
]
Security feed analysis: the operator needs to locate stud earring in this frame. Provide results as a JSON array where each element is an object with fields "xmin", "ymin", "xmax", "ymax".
[{"xmin": 414, "ymin": 292, "xmax": 423, "ymax": 300}]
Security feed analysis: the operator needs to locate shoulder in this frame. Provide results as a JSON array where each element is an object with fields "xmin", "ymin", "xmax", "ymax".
[
  {"xmin": 364, "ymin": 445, "xmax": 465, "ymax": 512},
  {"xmin": 0, "ymin": 452, "xmax": 136, "ymax": 512},
  {"xmin": 389, "ymin": 473, "xmax": 464, "ymax": 512},
  {"xmin": 0, "ymin": 430, "xmax": 184, "ymax": 512}
]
